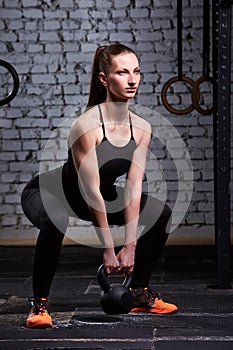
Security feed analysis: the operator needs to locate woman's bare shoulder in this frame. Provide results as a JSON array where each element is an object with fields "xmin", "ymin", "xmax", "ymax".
[
  {"xmin": 130, "ymin": 111, "xmax": 152, "ymax": 134},
  {"xmin": 71, "ymin": 106, "xmax": 100, "ymax": 132},
  {"xmin": 69, "ymin": 106, "xmax": 101, "ymax": 146}
]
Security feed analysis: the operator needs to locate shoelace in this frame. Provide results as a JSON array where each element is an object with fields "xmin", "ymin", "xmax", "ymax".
[
  {"xmin": 28, "ymin": 297, "xmax": 49, "ymax": 315},
  {"xmin": 144, "ymin": 288, "xmax": 161, "ymax": 304}
]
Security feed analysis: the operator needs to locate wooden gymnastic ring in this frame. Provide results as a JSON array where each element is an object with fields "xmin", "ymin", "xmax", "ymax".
[
  {"xmin": 161, "ymin": 75, "xmax": 198, "ymax": 115},
  {"xmin": 0, "ymin": 59, "xmax": 19, "ymax": 106},
  {"xmin": 191, "ymin": 75, "xmax": 213, "ymax": 115}
]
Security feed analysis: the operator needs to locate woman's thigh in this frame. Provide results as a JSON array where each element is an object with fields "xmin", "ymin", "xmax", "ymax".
[
  {"xmin": 21, "ymin": 187, "xmax": 69, "ymax": 233},
  {"xmin": 105, "ymin": 187, "xmax": 169, "ymax": 226}
]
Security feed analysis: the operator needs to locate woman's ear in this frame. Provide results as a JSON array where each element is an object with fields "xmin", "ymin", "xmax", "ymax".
[{"xmin": 99, "ymin": 72, "xmax": 108, "ymax": 87}]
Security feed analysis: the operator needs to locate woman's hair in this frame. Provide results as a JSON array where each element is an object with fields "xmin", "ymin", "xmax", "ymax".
[{"xmin": 86, "ymin": 43, "xmax": 137, "ymax": 108}]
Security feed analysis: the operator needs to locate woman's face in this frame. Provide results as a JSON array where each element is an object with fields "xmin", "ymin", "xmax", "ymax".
[{"xmin": 99, "ymin": 52, "xmax": 141, "ymax": 102}]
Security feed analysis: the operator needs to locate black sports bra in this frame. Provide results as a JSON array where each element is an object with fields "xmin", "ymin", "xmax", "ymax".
[{"xmin": 96, "ymin": 105, "xmax": 136, "ymax": 200}]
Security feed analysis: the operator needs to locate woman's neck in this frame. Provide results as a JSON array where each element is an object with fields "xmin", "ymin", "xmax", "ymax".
[{"xmin": 101, "ymin": 101, "xmax": 130, "ymax": 122}]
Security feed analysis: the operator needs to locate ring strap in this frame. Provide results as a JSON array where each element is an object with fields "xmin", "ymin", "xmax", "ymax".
[
  {"xmin": 177, "ymin": 0, "xmax": 183, "ymax": 80},
  {"xmin": 203, "ymin": 0, "xmax": 210, "ymax": 78}
]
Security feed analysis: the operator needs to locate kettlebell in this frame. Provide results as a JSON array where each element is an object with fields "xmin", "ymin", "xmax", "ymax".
[{"xmin": 97, "ymin": 264, "xmax": 133, "ymax": 315}]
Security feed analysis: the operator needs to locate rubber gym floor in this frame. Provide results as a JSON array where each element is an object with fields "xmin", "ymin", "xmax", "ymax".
[{"xmin": 0, "ymin": 244, "xmax": 232, "ymax": 350}]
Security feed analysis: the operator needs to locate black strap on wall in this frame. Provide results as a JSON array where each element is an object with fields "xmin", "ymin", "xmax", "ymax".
[
  {"xmin": 177, "ymin": 0, "xmax": 183, "ymax": 80},
  {"xmin": 192, "ymin": 0, "xmax": 213, "ymax": 115},
  {"xmin": 203, "ymin": 0, "xmax": 210, "ymax": 78}
]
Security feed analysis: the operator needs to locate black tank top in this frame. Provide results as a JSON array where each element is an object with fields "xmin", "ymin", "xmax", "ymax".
[{"xmin": 62, "ymin": 105, "xmax": 137, "ymax": 203}]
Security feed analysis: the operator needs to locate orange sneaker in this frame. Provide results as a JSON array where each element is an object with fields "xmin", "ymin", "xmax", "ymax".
[
  {"xmin": 130, "ymin": 287, "xmax": 178, "ymax": 314},
  {"xmin": 26, "ymin": 297, "xmax": 52, "ymax": 329}
]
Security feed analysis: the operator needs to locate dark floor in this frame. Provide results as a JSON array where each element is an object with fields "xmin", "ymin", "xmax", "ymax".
[{"xmin": 0, "ymin": 245, "xmax": 232, "ymax": 350}]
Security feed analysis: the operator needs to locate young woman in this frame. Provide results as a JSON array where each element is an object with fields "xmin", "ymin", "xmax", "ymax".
[{"xmin": 21, "ymin": 43, "xmax": 178, "ymax": 329}]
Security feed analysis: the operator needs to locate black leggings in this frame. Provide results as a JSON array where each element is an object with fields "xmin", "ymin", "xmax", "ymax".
[{"xmin": 21, "ymin": 180, "xmax": 171, "ymax": 298}]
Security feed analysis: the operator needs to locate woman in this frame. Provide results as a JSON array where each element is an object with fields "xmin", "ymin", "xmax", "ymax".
[{"xmin": 21, "ymin": 43, "xmax": 178, "ymax": 329}]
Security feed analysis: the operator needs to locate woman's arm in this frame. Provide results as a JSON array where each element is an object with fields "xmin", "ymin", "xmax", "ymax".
[
  {"xmin": 70, "ymin": 119, "xmax": 119, "ymax": 273},
  {"xmin": 117, "ymin": 120, "xmax": 152, "ymax": 273}
]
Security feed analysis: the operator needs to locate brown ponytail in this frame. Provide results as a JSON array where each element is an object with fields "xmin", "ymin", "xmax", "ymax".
[
  {"xmin": 86, "ymin": 46, "xmax": 107, "ymax": 109},
  {"xmin": 86, "ymin": 43, "xmax": 137, "ymax": 109}
]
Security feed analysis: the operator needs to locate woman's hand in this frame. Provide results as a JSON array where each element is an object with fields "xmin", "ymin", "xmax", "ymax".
[
  {"xmin": 103, "ymin": 248, "xmax": 120, "ymax": 274},
  {"xmin": 116, "ymin": 243, "xmax": 136, "ymax": 275}
]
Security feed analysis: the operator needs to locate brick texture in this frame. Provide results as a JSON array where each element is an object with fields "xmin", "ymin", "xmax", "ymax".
[{"xmin": 0, "ymin": 0, "xmax": 232, "ymax": 244}]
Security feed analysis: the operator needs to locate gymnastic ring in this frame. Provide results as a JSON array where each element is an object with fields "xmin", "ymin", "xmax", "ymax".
[
  {"xmin": 0, "ymin": 59, "xmax": 19, "ymax": 106},
  {"xmin": 161, "ymin": 75, "xmax": 199, "ymax": 115},
  {"xmin": 191, "ymin": 75, "xmax": 213, "ymax": 115}
]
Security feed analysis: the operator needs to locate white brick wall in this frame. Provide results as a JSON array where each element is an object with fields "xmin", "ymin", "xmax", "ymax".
[{"xmin": 0, "ymin": 0, "xmax": 232, "ymax": 245}]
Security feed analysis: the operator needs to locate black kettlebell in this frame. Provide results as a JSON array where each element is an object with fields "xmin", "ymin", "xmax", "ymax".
[{"xmin": 97, "ymin": 264, "xmax": 133, "ymax": 315}]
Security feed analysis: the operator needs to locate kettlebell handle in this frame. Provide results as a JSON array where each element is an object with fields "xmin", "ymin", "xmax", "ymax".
[
  {"xmin": 97, "ymin": 264, "xmax": 132, "ymax": 294},
  {"xmin": 123, "ymin": 271, "xmax": 132, "ymax": 289},
  {"xmin": 97, "ymin": 264, "xmax": 111, "ymax": 293}
]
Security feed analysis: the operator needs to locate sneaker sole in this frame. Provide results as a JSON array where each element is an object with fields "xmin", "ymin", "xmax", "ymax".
[
  {"xmin": 26, "ymin": 321, "xmax": 52, "ymax": 329},
  {"xmin": 131, "ymin": 307, "xmax": 178, "ymax": 314}
]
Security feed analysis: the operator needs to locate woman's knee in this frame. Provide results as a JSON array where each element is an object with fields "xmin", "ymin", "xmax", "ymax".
[
  {"xmin": 160, "ymin": 203, "xmax": 172, "ymax": 233},
  {"xmin": 161, "ymin": 203, "xmax": 172, "ymax": 222},
  {"xmin": 149, "ymin": 202, "xmax": 172, "ymax": 233},
  {"xmin": 140, "ymin": 195, "xmax": 172, "ymax": 233},
  {"xmin": 40, "ymin": 208, "xmax": 68, "ymax": 234},
  {"xmin": 39, "ymin": 192, "xmax": 69, "ymax": 233}
]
